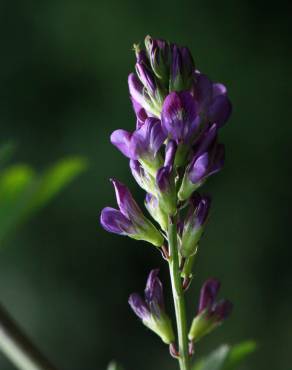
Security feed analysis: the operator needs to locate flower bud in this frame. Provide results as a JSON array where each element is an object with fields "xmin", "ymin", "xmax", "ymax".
[
  {"xmin": 180, "ymin": 193, "xmax": 211, "ymax": 258},
  {"xmin": 100, "ymin": 179, "xmax": 164, "ymax": 247},
  {"xmin": 129, "ymin": 269, "xmax": 175, "ymax": 344},
  {"xmin": 188, "ymin": 278, "xmax": 233, "ymax": 342},
  {"xmin": 145, "ymin": 193, "xmax": 168, "ymax": 231},
  {"xmin": 156, "ymin": 165, "xmax": 177, "ymax": 215},
  {"xmin": 144, "ymin": 35, "xmax": 170, "ymax": 85},
  {"xmin": 128, "ymin": 73, "xmax": 156, "ymax": 116},
  {"xmin": 130, "ymin": 160, "xmax": 156, "ymax": 195},
  {"xmin": 169, "ymin": 45, "xmax": 194, "ymax": 92},
  {"xmin": 178, "ymin": 142, "xmax": 225, "ymax": 201}
]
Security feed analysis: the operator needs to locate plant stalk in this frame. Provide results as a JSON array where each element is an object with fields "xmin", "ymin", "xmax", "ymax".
[
  {"xmin": 167, "ymin": 216, "xmax": 190, "ymax": 370},
  {"xmin": 0, "ymin": 303, "xmax": 59, "ymax": 370}
]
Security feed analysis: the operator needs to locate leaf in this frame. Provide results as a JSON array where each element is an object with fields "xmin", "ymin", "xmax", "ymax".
[
  {"xmin": 29, "ymin": 157, "xmax": 88, "ymax": 211},
  {"xmin": 192, "ymin": 341, "xmax": 256, "ymax": 370},
  {"xmin": 0, "ymin": 165, "xmax": 36, "ymax": 243},
  {"xmin": 193, "ymin": 345, "xmax": 230, "ymax": 370},
  {"xmin": 223, "ymin": 340, "xmax": 256, "ymax": 370},
  {"xmin": 107, "ymin": 361, "xmax": 123, "ymax": 370},
  {"xmin": 0, "ymin": 157, "xmax": 87, "ymax": 245}
]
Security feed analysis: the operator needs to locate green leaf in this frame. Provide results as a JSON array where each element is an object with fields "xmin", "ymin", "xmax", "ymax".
[
  {"xmin": 0, "ymin": 157, "xmax": 87, "ymax": 245},
  {"xmin": 193, "ymin": 345, "xmax": 230, "ymax": 370},
  {"xmin": 107, "ymin": 361, "xmax": 123, "ymax": 370},
  {"xmin": 223, "ymin": 340, "xmax": 256, "ymax": 370},
  {"xmin": 29, "ymin": 157, "xmax": 88, "ymax": 211},
  {"xmin": 0, "ymin": 165, "xmax": 36, "ymax": 243},
  {"xmin": 192, "ymin": 341, "xmax": 256, "ymax": 370}
]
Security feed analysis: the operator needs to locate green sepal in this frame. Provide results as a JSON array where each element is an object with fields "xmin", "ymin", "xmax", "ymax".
[
  {"xmin": 188, "ymin": 310, "xmax": 219, "ymax": 342},
  {"xmin": 143, "ymin": 311, "xmax": 175, "ymax": 344}
]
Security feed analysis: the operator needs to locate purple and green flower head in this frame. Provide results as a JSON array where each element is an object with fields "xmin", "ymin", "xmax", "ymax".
[
  {"xmin": 188, "ymin": 278, "xmax": 233, "ymax": 342},
  {"xmin": 129, "ymin": 269, "xmax": 175, "ymax": 344}
]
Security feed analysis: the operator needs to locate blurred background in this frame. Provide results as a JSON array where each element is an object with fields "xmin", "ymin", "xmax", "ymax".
[{"xmin": 0, "ymin": 0, "xmax": 290, "ymax": 369}]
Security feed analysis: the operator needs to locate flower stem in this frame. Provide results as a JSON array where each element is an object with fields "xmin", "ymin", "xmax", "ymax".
[
  {"xmin": 167, "ymin": 216, "xmax": 190, "ymax": 370},
  {"xmin": 0, "ymin": 303, "xmax": 59, "ymax": 370}
]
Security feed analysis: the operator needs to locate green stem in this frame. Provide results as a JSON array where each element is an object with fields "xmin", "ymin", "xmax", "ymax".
[
  {"xmin": 168, "ymin": 216, "xmax": 190, "ymax": 370},
  {"xmin": 0, "ymin": 303, "xmax": 59, "ymax": 370}
]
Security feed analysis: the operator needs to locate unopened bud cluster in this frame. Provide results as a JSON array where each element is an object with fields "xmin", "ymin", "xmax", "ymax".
[{"xmin": 100, "ymin": 36, "xmax": 232, "ymax": 353}]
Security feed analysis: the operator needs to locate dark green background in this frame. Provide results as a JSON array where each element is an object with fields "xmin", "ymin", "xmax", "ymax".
[{"xmin": 0, "ymin": 0, "xmax": 290, "ymax": 369}]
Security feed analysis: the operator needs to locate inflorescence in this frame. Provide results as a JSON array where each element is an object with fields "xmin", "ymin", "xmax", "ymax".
[{"xmin": 100, "ymin": 35, "xmax": 233, "ymax": 363}]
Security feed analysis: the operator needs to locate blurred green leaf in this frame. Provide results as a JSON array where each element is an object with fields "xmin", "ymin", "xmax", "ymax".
[
  {"xmin": 193, "ymin": 345, "xmax": 230, "ymax": 370},
  {"xmin": 0, "ymin": 157, "xmax": 87, "ymax": 245},
  {"xmin": 29, "ymin": 157, "xmax": 88, "ymax": 211},
  {"xmin": 107, "ymin": 361, "xmax": 123, "ymax": 370},
  {"xmin": 223, "ymin": 340, "xmax": 256, "ymax": 370},
  {"xmin": 192, "ymin": 341, "xmax": 256, "ymax": 370}
]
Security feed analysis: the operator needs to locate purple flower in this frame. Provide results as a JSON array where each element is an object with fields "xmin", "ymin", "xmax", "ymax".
[
  {"xmin": 198, "ymin": 279, "xmax": 233, "ymax": 321},
  {"xmin": 180, "ymin": 193, "xmax": 211, "ymax": 257},
  {"xmin": 129, "ymin": 269, "xmax": 174, "ymax": 344},
  {"xmin": 193, "ymin": 71, "xmax": 232, "ymax": 127},
  {"xmin": 178, "ymin": 137, "xmax": 225, "ymax": 201},
  {"xmin": 161, "ymin": 91, "xmax": 200, "ymax": 145},
  {"xmin": 100, "ymin": 179, "xmax": 163, "ymax": 247},
  {"xmin": 111, "ymin": 118, "xmax": 166, "ymax": 175},
  {"xmin": 188, "ymin": 278, "xmax": 233, "ymax": 342}
]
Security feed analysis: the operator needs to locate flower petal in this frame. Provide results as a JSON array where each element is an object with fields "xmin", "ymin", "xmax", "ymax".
[
  {"xmin": 129, "ymin": 293, "xmax": 150, "ymax": 320},
  {"xmin": 207, "ymin": 95, "xmax": 232, "ymax": 127},
  {"xmin": 110, "ymin": 129, "xmax": 133, "ymax": 158},
  {"xmin": 161, "ymin": 91, "xmax": 198, "ymax": 142},
  {"xmin": 100, "ymin": 207, "xmax": 134, "ymax": 235},
  {"xmin": 198, "ymin": 278, "xmax": 221, "ymax": 313},
  {"xmin": 144, "ymin": 269, "xmax": 164, "ymax": 309}
]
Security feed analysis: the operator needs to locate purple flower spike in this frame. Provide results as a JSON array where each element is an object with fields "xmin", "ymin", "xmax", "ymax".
[
  {"xmin": 181, "ymin": 193, "xmax": 211, "ymax": 257},
  {"xmin": 188, "ymin": 278, "xmax": 232, "ymax": 342},
  {"xmin": 198, "ymin": 278, "xmax": 221, "ymax": 313},
  {"xmin": 161, "ymin": 91, "xmax": 199, "ymax": 144},
  {"xmin": 129, "ymin": 270, "xmax": 174, "ymax": 344},
  {"xmin": 100, "ymin": 179, "xmax": 164, "ymax": 247}
]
